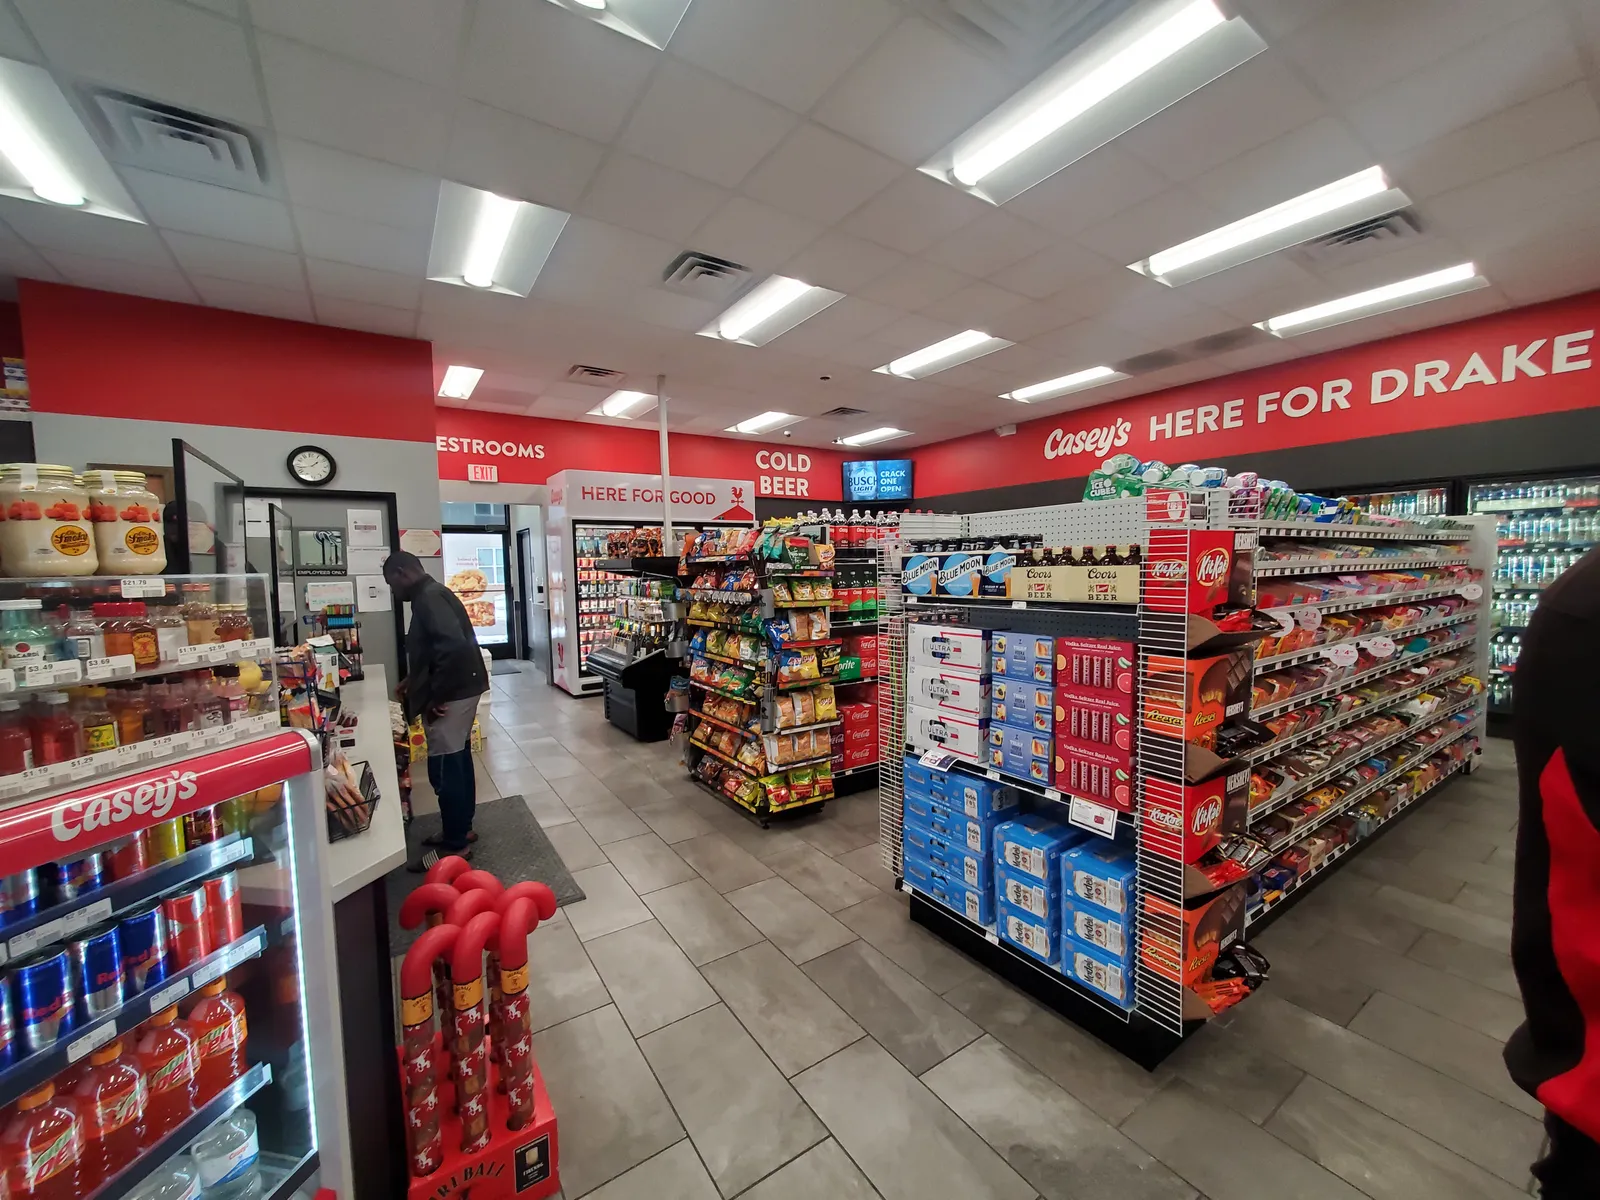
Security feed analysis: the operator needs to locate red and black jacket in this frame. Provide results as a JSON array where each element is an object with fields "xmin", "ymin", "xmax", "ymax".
[{"xmin": 1507, "ymin": 547, "xmax": 1600, "ymax": 1142}]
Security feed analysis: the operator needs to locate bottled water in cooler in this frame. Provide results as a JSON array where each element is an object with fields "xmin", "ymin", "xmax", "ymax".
[
  {"xmin": 191, "ymin": 1108, "xmax": 264, "ymax": 1198},
  {"xmin": 127, "ymin": 1160, "xmax": 202, "ymax": 1200}
]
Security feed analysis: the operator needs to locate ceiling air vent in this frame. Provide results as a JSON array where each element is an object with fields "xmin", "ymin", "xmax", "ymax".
[
  {"xmin": 567, "ymin": 364, "xmax": 626, "ymax": 384},
  {"xmin": 662, "ymin": 251, "xmax": 750, "ymax": 302},
  {"xmin": 81, "ymin": 88, "xmax": 276, "ymax": 197},
  {"xmin": 818, "ymin": 406, "xmax": 868, "ymax": 419},
  {"xmin": 1290, "ymin": 210, "xmax": 1426, "ymax": 270},
  {"xmin": 909, "ymin": 0, "xmax": 1135, "ymax": 69}
]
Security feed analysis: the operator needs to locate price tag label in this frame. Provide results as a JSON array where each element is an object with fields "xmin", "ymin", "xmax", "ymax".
[
  {"xmin": 240, "ymin": 638, "xmax": 272, "ymax": 659},
  {"xmin": 984, "ymin": 930, "xmax": 1000, "ymax": 945},
  {"xmin": 1044, "ymin": 788, "xmax": 1061, "ymax": 801},
  {"xmin": 119, "ymin": 577, "xmax": 166, "ymax": 599},
  {"xmin": 221, "ymin": 838, "xmax": 251, "ymax": 866},
  {"xmin": 61, "ymin": 899, "xmax": 112, "ymax": 938},
  {"xmin": 0, "ymin": 673, "xmax": 14, "ymax": 695},
  {"xmin": 23, "ymin": 660, "xmax": 73, "ymax": 686},
  {"xmin": 1459, "ymin": 582, "xmax": 1484, "ymax": 601},
  {"xmin": 1068, "ymin": 795, "xmax": 1119, "ymax": 838},
  {"xmin": 176, "ymin": 645, "xmax": 208, "ymax": 665},
  {"xmin": 191, "ymin": 957, "xmax": 225, "ymax": 989},
  {"xmin": 1012, "ymin": 600, "xmax": 1026, "ymax": 609},
  {"xmin": 17, "ymin": 763, "xmax": 56, "ymax": 791},
  {"xmin": 1324, "ymin": 643, "xmax": 1360, "ymax": 668},
  {"xmin": 146, "ymin": 734, "xmax": 178, "ymax": 756},
  {"xmin": 66, "ymin": 754, "xmax": 99, "ymax": 781},
  {"xmin": 1365, "ymin": 636, "xmax": 1396, "ymax": 659},
  {"xmin": 8, "ymin": 918, "xmax": 62, "ymax": 960},
  {"xmin": 84, "ymin": 655, "xmax": 136, "ymax": 681},
  {"xmin": 917, "ymin": 748, "xmax": 957, "ymax": 771},
  {"xmin": 146, "ymin": 978, "xmax": 191, "ymax": 1015},
  {"xmin": 66, "ymin": 1020, "xmax": 119, "ymax": 1064},
  {"xmin": 984, "ymin": 768, "xmax": 1001, "ymax": 781},
  {"xmin": 1296, "ymin": 607, "xmax": 1323, "ymax": 631},
  {"xmin": 223, "ymin": 933, "xmax": 262, "ymax": 970}
]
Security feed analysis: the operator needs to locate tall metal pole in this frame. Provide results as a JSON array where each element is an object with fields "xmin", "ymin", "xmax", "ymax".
[{"xmin": 657, "ymin": 373, "xmax": 674, "ymax": 548}]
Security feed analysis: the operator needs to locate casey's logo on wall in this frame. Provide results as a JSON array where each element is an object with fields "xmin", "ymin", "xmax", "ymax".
[{"xmin": 1044, "ymin": 419, "xmax": 1132, "ymax": 461}]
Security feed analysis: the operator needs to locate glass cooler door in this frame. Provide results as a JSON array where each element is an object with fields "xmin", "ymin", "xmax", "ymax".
[
  {"xmin": 1337, "ymin": 484, "xmax": 1452, "ymax": 519},
  {"xmin": 573, "ymin": 525, "xmax": 630, "ymax": 678},
  {"xmin": 1469, "ymin": 473, "xmax": 1600, "ymax": 715}
]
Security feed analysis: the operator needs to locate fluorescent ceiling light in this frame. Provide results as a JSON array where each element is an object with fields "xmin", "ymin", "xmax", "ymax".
[
  {"xmin": 837, "ymin": 427, "xmax": 909, "ymax": 448},
  {"xmin": 700, "ymin": 275, "xmax": 844, "ymax": 347},
  {"xmin": 725, "ymin": 412, "xmax": 797, "ymax": 435},
  {"xmin": 1133, "ymin": 168, "xmax": 1411, "ymax": 286},
  {"xmin": 0, "ymin": 59, "xmax": 140, "ymax": 219},
  {"xmin": 589, "ymin": 390, "xmax": 657, "ymax": 419},
  {"xmin": 875, "ymin": 330, "xmax": 1014, "ymax": 380},
  {"xmin": 542, "ymin": 0, "xmax": 690, "ymax": 49},
  {"xmin": 923, "ymin": 0, "xmax": 1264, "ymax": 205},
  {"xmin": 1256, "ymin": 263, "xmax": 1488, "ymax": 337},
  {"xmin": 427, "ymin": 181, "xmax": 569, "ymax": 297},
  {"xmin": 438, "ymin": 365, "xmax": 484, "ymax": 400},
  {"xmin": 1002, "ymin": 366, "xmax": 1126, "ymax": 403},
  {"xmin": 0, "ymin": 79, "xmax": 82, "ymax": 205}
]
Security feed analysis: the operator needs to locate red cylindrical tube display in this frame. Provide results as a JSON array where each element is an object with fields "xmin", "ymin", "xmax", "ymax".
[
  {"xmin": 450, "ymin": 911, "xmax": 500, "ymax": 1154},
  {"xmin": 496, "ymin": 898, "xmax": 538, "ymax": 1129},
  {"xmin": 399, "ymin": 925, "xmax": 459, "ymax": 1179},
  {"xmin": 423, "ymin": 855, "xmax": 474, "ymax": 888}
]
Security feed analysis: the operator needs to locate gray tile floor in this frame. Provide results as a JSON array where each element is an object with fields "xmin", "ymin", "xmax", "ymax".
[{"xmin": 431, "ymin": 671, "xmax": 1541, "ymax": 1199}]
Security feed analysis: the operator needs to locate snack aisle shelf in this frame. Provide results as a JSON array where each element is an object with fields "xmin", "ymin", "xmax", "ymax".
[{"xmin": 874, "ymin": 492, "xmax": 1495, "ymax": 1068}]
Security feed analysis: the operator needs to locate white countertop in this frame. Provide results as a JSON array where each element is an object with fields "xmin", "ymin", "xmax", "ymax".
[{"xmin": 322, "ymin": 665, "xmax": 408, "ymax": 902}]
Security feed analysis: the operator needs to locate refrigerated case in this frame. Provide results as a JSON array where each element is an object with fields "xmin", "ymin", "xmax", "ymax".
[
  {"xmin": 549, "ymin": 523, "xmax": 630, "ymax": 695},
  {"xmin": 1469, "ymin": 472, "xmax": 1600, "ymax": 717},
  {"xmin": 1340, "ymin": 484, "xmax": 1451, "ymax": 519},
  {"xmin": 0, "ymin": 572, "xmax": 352, "ymax": 1200},
  {"xmin": 442, "ymin": 528, "xmax": 513, "ymax": 659}
]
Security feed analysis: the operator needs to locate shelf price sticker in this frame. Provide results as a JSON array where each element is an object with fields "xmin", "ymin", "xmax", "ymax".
[
  {"xmin": 23, "ymin": 660, "xmax": 80, "ymax": 687},
  {"xmin": 1364, "ymin": 636, "xmax": 1397, "ymax": 659},
  {"xmin": 176, "ymin": 645, "xmax": 209, "ymax": 666},
  {"xmin": 146, "ymin": 978, "xmax": 191, "ymax": 1016},
  {"xmin": 119, "ymin": 577, "xmax": 166, "ymax": 599},
  {"xmin": 84, "ymin": 655, "xmax": 137, "ymax": 681},
  {"xmin": 1323, "ymin": 643, "xmax": 1360, "ymax": 668},
  {"xmin": 1068, "ymin": 795, "xmax": 1119, "ymax": 839},
  {"xmin": 239, "ymin": 638, "xmax": 272, "ymax": 660},
  {"xmin": 1459, "ymin": 582, "xmax": 1485, "ymax": 601},
  {"xmin": 918, "ymin": 749, "xmax": 958, "ymax": 771},
  {"xmin": 66, "ymin": 1019, "xmax": 120, "ymax": 1064},
  {"xmin": 1296, "ymin": 608, "xmax": 1323, "ymax": 631}
]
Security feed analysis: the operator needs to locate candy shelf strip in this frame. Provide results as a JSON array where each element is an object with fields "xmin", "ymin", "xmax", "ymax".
[
  {"xmin": 1253, "ymin": 608, "xmax": 1477, "ymax": 671},
  {"xmin": 1253, "ymin": 554, "xmax": 1471, "ymax": 578},
  {"xmin": 1233, "ymin": 519, "xmax": 1472, "ymax": 542},
  {"xmin": 1250, "ymin": 634, "xmax": 1477, "ymax": 721}
]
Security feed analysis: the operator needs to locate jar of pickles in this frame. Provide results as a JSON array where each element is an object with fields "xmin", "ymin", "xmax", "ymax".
[
  {"xmin": 0, "ymin": 464, "xmax": 98, "ymax": 576},
  {"xmin": 83, "ymin": 470, "xmax": 165, "ymax": 575}
]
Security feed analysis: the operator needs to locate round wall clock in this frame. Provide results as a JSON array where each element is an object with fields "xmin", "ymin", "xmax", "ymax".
[{"xmin": 287, "ymin": 445, "xmax": 337, "ymax": 487}]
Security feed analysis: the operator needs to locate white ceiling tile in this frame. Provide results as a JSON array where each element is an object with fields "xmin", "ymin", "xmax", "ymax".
[
  {"xmin": 623, "ymin": 287, "xmax": 720, "ymax": 333},
  {"xmin": 1345, "ymin": 9, "xmax": 1583, "ymax": 157},
  {"xmin": 305, "ymin": 258, "xmax": 422, "ymax": 309},
  {"xmin": 40, "ymin": 251, "xmax": 198, "ymax": 303},
  {"xmin": 1118, "ymin": 54, "xmax": 1327, "ymax": 184},
  {"xmin": 688, "ymin": 197, "xmax": 821, "ymax": 272},
  {"xmin": 859, "ymin": 257, "xmax": 970, "ymax": 310},
  {"xmin": 256, "ymin": 33, "xmax": 450, "ymax": 173},
  {"xmin": 293, "ymin": 207, "xmax": 429, "ymax": 275},
  {"xmin": 919, "ymin": 281, "xmax": 1031, "ymax": 328},
  {"xmin": 313, "ymin": 295, "xmax": 420, "ymax": 338},
  {"xmin": 669, "ymin": 0, "xmax": 898, "ymax": 114},
  {"xmin": 579, "ymin": 154, "xmax": 729, "ymax": 243},
  {"xmin": 1427, "ymin": 138, "xmax": 1600, "ymax": 239},
  {"xmin": 1173, "ymin": 254, "xmax": 1325, "ymax": 312},
  {"xmin": 757, "ymin": 295, "xmax": 904, "ymax": 349},
  {"xmin": 1184, "ymin": 117, "xmax": 1375, "ymax": 221},
  {"xmin": 812, "ymin": 17, "xmax": 1016, "ymax": 166},
  {"xmin": 245, "ymin": 0, "xmax": 468, "ymax": 86},
  {"xmin": 618, "ymin": 60, "xmax": 798, "ymax": 190},
  {"xmin": 1004, "ymin": 147, "xmax": 1170, "ymax": 239},
  {"xmin": 162, "ymin": 231, "xmax": 304, "ymax": 289},
  {"xmin": 1235, "ymin": 0, "xmax": 1352, "ymax": 39},
  {"xmin": 277, "ymin": 138, "xmax": 438, "ymax": 231},
  {"xmin": 988, "ymin": 240, "xmax": 1119, "ymax": 301},
  {"xmin": 1278, "ymin": 0, "xmax": 1546, "ymax": 107},
  {"xmin": 1, "ymin": 206, "xmax": 171, "ymax": 273},
  {"xmin": 0, "ymin": 4, "xmax": 39, "ymax": 59},
  {"xmin": 0, "ymin": 228, "xmax": 60, "ymax": 281},
  {"xmin": 1028, "ymin": 320, "xmax": 1165, "ymax": 369},
  {"xmin": 1389, "ymin": 84, "xmax": 1600, "ymax": 201},
  {"xmin": 190, "ymin": 273, "xmax": 314, "ymax": 321},
  {"xmin": 840, "ymin": 171, "xmax": 988, "ymax": 256},
  {"xmin": 1099, "ymin": 287, "xmax": 1239, "ymax": 346},
  {"xmin": 182, "ymin": 0, "xmax": 242, "ymax": 14},
  {"xmin": 16, "ymin": 0, "xmax": 263, "ymax": 123},
  {"xmin": 445, "ymin": 102, "xmax": 607, "ymax": 214},
  {"xmin": 739, "ymin": 124, "xmax": 904, "ymax": 225},
  {"xmin": 872, "ymin": 313, "xmax": 964, "ymax": 356},
  {"xmin": 537, "ymin": 217, "xmax": 677, "ymax": 290},
  {"xmin": 923, "ymin": 211, "xmax": 1055, "ymax": 279},
  {"xmin": 1076, "ymin": 187, "xmax": 1228, "ymax": 269},
  {"xmin": 460, "ymin": 0, "xmax": 658, "ymax": 143},
  {"xmin": 120, "ymin": 167, "xmax": 298, "ymax": 251},
  {"xmin": 780, "ymin": 231, "xmax": 905, "ymax": 294}
]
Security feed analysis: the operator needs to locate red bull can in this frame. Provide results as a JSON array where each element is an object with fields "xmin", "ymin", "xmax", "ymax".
[
  {"xmin": 45, "ymin": 852, "xmax": 104, "ymax": 902},
  {"xmin": 67, "ymin": 922, "xmax": 123, "ymax": 1018},
  {"xmin": 161, "ymin": 886, "xmax": 212, "ymax": 968},
  {"xmin": 0, "ymin": 972, "xmax": 14, "ymax": 1066},
  {"xmin": 202, "ymin": 870, "xmax": 243, "ymax": 947},
  {"xmin": 118, "ymin": 901, "xmax": 169, "ymax": 993},
  {"xmin": 0, "ymin": 870, "xmax": 39, "ymax": 925},
  {"xmin": 106, "ymin": 831, "xmax": 150, "ymax": 881},
  {"xmin": 13, "ymin": 948, "xmax": 75, "ymax": 1051}
]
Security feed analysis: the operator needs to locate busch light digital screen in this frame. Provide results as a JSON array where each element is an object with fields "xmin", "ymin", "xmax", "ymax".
[{"xmin": 843, "ymin": 459, "xmax": 913, "ymax": 502}]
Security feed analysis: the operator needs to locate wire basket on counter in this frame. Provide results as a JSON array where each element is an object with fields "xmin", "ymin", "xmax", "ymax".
[{"xmin": 327, "ymin": 757, "xmax": 380, "ymax": 842}]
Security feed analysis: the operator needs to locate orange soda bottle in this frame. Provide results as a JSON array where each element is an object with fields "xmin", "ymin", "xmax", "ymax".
[
  {"xmin": 72, "ymin": 1039, "xmax": 147, "ymax": 1190},
  {"xmin": 137, "ymin": 1005, "xmax": 199, "ymax": 1145},
  {"xmin": 0, "ymin": 1083, "xmax": 82, "ymax": 1199},
  {"xmin": 187, "ymin": 978, "xmax": 247, "ymax": 1104}
]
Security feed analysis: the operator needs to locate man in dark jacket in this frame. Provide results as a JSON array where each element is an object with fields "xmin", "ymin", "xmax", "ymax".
[
  {"xmin": 385, "ymin": 551, "xmax": 489, "ymax": 866},
  {"xmin": 1507, "ymin": 544, "xmax": 1600, "ymax": 1194}
]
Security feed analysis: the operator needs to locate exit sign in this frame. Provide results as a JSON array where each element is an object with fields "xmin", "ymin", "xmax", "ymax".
[{"xmin": 467, "ymin": 463, "xmax": 498, "ymax": 483}]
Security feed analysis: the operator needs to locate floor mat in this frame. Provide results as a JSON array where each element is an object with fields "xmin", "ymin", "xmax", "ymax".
[
  {"xmin": 385, "ymin": 795, "xmax": 586, "ymax": 954},
  {"xmin": 490, "ymin": 660, "xmax": 526, "ymax": 675}
]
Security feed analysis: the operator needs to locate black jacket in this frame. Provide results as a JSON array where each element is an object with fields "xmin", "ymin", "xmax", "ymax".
[
  {"xmin": 1506, "ymin": 544, "xmax": 1600, "ymax": 1146},
  {"xmin": 402, "ymin": 577, "xmax": 488, "ymax": 723}
]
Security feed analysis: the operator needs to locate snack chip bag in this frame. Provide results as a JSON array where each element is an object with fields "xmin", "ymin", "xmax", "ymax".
[{"xmin": 812, "ymin": 683, "xmax": 837, "ymax": 721}]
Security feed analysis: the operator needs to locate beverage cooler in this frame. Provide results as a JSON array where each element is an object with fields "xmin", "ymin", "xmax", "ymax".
[
  {"xmin": 547, "ymin": 522, "xmax": 632, "ymax": 696},
  {"xmin": 1339, "ymin": 484, "xmax": 1451, "ymax": 519},
  {"xmin": 1469, "ymin": 473, "xmax": 1600, "ymax": 717},
  {"xmin": 0, "ymin": 573, "xmax": 351, "ymax": 1200}
]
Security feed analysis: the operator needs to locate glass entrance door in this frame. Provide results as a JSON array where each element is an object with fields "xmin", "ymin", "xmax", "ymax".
[{"xmin": 442, "ymin": 527, "xmax": 514, "ymax": 658}]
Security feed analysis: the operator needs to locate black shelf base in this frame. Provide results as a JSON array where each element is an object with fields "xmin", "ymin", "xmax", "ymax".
[
  {"xmin": 906, "ymin": 890, "xmax": 1197, "ymax": 1070},
  {"xmin": 685, "ymin": 774, "xmax": 825, "ymax": 829}
]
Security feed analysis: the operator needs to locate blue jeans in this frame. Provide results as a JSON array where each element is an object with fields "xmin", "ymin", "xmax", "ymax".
[{"xmin": 427, "ymin": 746, "xmax": 477, "ymax": 851}]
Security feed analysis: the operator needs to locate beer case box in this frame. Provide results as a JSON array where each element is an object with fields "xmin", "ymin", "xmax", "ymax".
[
  {"xmin": 1054, "ymin": 638, "xmax": 1137, "ymax": 696},
  {"xmin": 993, "ymin": 812, "xmax": 1087, "ymax": 887},
  {"xmin": 902, "ymin": 851, "xmax": 996, "ymax": 927},
  {"xmin": 1139, "ymin": 882, "xmax": 1248, "ymax": 987},
  {"xmin": 903, "ymin": 788, "xmax": 1014, "ymax": 840},
  {"xmin": 1144, "ymin": 529, "xmax": 1236, "ymax": 616},
  {"xmin": 1060, "ymin": 893, "xmax": 1134, "ymax": 964},
  {"xmin": 1008, "ymin": 563, "xmax": 1140, "ymax": 604},
  {"xmin": 906, "ymin": 624, "xmax": 990, "ymax": 673},
  {"xmin": 977, "ymin": 548, "xmax": 1017, "ymax": 598},
  {"xmin": 1053, "ymin": 689, "xmax": 1134, "ymax": 761},
  {"xmin": 901, "ymin": 790, "xmax": 994, "ymax": 857},
  {"xmin": 901, "ymin": 551, "xmax": 939, "ymax": 597},
  {"xmin": 902, "ymin": 756, "xmax": 1020, "ymax": 820},
  {"xmin": 1064, "ymin": 940, "xmax": 1134, "ymax": 1010},
  {"xmin": 987, "ymin": 723, "xmax": 1053, "ymax": 787},
  {"xmin": 935, "ymin": 549, "xmax": 987, "ymax": 598},
  {"xmin": 998, "ymin": 901, "xmax": 1060, "ymax": 967},
  {"xmin": 991, "ymin": 679, "xmax": 1054, "ymax": 733},
  {"xmin": 1050, "ymin": 741, "xmax": 1134, "ymax": 810},
  {"xmin": 904, "ymin": 823, "xmax": 991, "ymax": 889},
  {"xmin": 1063, "ymin": 840, "xmax": 1137, "ymax": 916},
  {"xmin": 997, "ymin": 865, "xmax": 1059, "ymax": 924},
  {"xmin": 991, "ymin": 630, "xmax": 1054, "ymax": 683},
  {"xmin": 906, "ymin": 703, "xmax": 987, "ymax": 764},
  {"xmin": 906, "ymin": 661, "xmax": 991, "ymax": 717}
]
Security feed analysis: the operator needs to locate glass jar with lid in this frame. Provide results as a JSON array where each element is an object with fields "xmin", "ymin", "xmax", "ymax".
[
  {"xmin": 216, "ymin": 604, "xmax": 254, "ymax": 642},
  {"xmin": 182, "ymin": 584, "xmax": 218, "ymax": 645},
  {"xmin": 82, "ymin": 470, "xmax": 165, "ymax": 575},
  {"xmin": 0, "ymin": 464, "xmax": 99, "ymax": 576}
]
